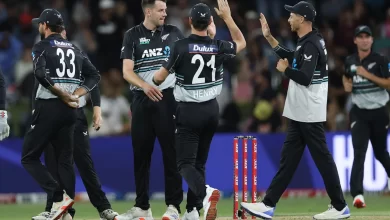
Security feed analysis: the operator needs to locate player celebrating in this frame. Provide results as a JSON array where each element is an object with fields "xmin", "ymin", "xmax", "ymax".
[{"xmin": 152, "ymin": 0, "xmax": 246, "ymax": 219}]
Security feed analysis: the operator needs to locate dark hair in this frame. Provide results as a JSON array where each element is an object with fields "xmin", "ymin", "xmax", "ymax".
[
  {"xmin": 141, "ymin": 0, "xmax": 167, "ymax": 10},
  {"xmin": 192, "ymin": 20, "xmax": 209, "ymax": 31},
  {"xmin": 47, "ymin": 25, "xmax": 64, "ymax": 33}
]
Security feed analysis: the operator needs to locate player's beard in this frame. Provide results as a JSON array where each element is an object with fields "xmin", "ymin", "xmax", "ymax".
[{"xmin": 40, "ymin": 33, "xmax": 45, "ymax": 40}]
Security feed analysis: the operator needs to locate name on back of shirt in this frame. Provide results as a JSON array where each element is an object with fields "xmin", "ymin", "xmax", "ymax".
[{"xmin": 189, "ymin": 44, "xmax": 218, "ymax": 54}]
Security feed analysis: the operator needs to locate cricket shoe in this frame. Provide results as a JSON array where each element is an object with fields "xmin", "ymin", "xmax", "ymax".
[
  {"xmin": 202, "ymin": 185, "xmax": 220, "ymax": 220},
  {"xmin": 32, "ymin": 211, "xmax": 50, "ymax": 220},
  {"xmin": 182, "ymin": 207, "xmax": 200, "ymax": 220},
  {"xmin": 117, "ymin": 207, "xmax": 153, "ymax": 220},
  {"xmin": 100, "ymin": 209, "xmax": 119, "ymax": 220},
  {"xmin": 353, "ymin": 195, "xmax": 366, "ymax": 208},
  {"xmin": 313, "ymin": 204, "xmax": 350, "ymax": 220},
  {"xmin": 162, "ymin": 205, "xmax": 180, "ymax": 220},
  {"xmin": 240, "ymin": 202, "xmax": 274, "ymax": 219},
  {"xmin": 62, "ymin": 211, "xmax": 72, "ymax": 220},
  {"xmin": 47, "ymin": 193, "xmax": 74, "ymax": 220}
]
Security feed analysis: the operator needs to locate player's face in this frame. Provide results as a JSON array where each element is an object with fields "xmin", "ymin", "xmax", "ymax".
[
  {"xmin": 287, "ymin": 13, "xmax": 302, "ymax": 32},
  {"xmin": 149, "ymin": 0, "xmax": 167, "ymax": 27},
  {"xmin": 354, "ymin": 33, "xmax": 373, "ymax": 52}
]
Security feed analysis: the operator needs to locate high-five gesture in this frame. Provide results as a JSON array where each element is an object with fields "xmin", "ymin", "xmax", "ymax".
[
  {"xmin": 259, "ymin": 12, "xmax": 279, "ymax": 48},
  {"xmin": 259, "ymin": 13, "xmax": 271, "ymax": 38},
  {"xmin": 214, "ymin": 0, "xmax": 231, "ymax": 20}
]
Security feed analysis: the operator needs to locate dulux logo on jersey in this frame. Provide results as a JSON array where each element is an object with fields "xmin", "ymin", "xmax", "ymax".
[
  {"xmin": 189, "ymin": 44, "xmax": 218, "ymax": 53},
  {"xmin": 142, "ymin": 46, "xmax": 170, "ymax": 59},
  {"xmin": 50, "ymin": 40, "xmax": 73, "ymax": 48}
]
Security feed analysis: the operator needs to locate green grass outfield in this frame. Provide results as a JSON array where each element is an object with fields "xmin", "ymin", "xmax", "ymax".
[{"xmin": 0, "ymin": 196, "xmax": 389, "ymax": 220}]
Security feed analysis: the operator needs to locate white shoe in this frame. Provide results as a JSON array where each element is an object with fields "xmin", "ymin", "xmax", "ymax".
[
  {"xmin": 100, "ymin": 209, "xmax": 119, "ymax": 220},
  {"xmin": 32, "ymin": 211, "xmax": 50, "ymax": 220},
  {"xmin": 313, "ymin": 205, "xmax": 350, "ymax": 220},
  {"xmin": 48, "ymin": 193, "xmax": 74, "ymax": 220},
  {"xmin": 118, "ymin": 207, "xmax": 153, "ymax": 220},
  {"xmin": 182, "ymin": 207, "xmax": 200, "ymax": 220},
  {"xmin": 62, "ymin": 211, "xmax": 72, "ymax": 220},
  {"xmin": 162, "ymin": 205, "xmax": 180, "ymax": 220},
  {"xmin": 240, "ymin": 202, "xmax": 274, "ymax": 219},
  {"xmin": 353, "ymin": 195, "xmax": 366, "ymax": 208},
  {"xmin": 202, "ymin": 185, "xmax": 220, "ymax": 220}
]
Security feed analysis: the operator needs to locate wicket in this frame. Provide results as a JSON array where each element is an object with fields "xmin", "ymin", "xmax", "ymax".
[{"xmin": 233, "ymin": 136, "xmax": 258, "ymax": 219}]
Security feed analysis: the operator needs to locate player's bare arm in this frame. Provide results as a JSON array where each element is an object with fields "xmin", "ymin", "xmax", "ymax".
[
  {"xmin": 152, "ymin": 67, "xmax": 169, "ymax": 86},
  {"xmin": 123, "ymin": 59, "xmax": 163, "ymax": 102},
  {"xmin": 207, "ymin": 16, "xmax": 216, "ymax": 39},
  {"xmin": 215, "ymin": 0, "xmax": 246, "ymax": 53},
  {"xmin": 259, "ymin": 13, "xmax": 279, "ymax": 48},
  {"xmin": 93, "ymin": 106, "xmax": 102, "ymax": 131},
  {"xmin": 356, "ymin": 66, "xmax": 390, "ymax": 89},
  {"xmin": 342, "ymin": 75, "xmax": 353, "ymax": 92}
]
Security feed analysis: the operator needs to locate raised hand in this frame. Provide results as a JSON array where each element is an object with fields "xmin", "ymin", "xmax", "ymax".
[
  {"xmin": 214, "ymin": 0, "xmax": 231, "ymax": 20},
  {"xmin": 259, "ymin": 13, "xmax": 271, "ymax": 38}
]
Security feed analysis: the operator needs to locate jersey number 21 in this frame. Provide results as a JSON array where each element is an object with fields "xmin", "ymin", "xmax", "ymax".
[{"xmin": 191, "ymin": 54, "xmax": 216, "ymax": 84}]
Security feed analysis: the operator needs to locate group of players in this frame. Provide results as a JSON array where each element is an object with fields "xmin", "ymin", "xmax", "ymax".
[{"xmin": 0, "ymin": 0, "xmax": 387, "ymax": 220}]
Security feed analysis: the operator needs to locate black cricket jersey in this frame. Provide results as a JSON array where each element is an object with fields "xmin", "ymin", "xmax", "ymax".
[
  {"xmin": 273, "ymin": 29, "xmax": 328, "ymax": 122},
  {"xmin": 345, "ymin": 52, "xmax": 390, "ymax": 109},
  {"xmin": 32, "ymin": 34, "xmax": 100, "ymax": 100},
  {"xmin": 120, "ymin": 23, "xmax": 184, "ymax": 90},
  {"xmin": 162, "ymin": 34, "xmax": 236, "ymax": 103}
]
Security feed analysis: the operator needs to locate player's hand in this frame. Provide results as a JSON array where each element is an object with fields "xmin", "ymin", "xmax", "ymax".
[
  {"xmin": 214, "ymin": 0, "xmax": 232, "ymax": 20},
  {"xmin": 207, "ymin": 16, "xmax": 216, "ymax": 39},
  {"xmin": 259, "ymin": 13, "xmax": 271, "ymax": 38},
  {"xmin": 0, "ymin": 110, "xmax": 10, "ymax": 141},
  {"xmin": 143, "ymin": 83, "xmax": 163, "ymax": 102},
  {"xmin": 356, "ymin": 66, "xmax": 369, "ymax": 78},
  {"xmin": 92, "ymin": 106, "xmax": 102, "ymax": 131},
  {"xmin": 276, "ymin": 58, "xmax": 289, "ymax": 73},
  {"xmin": 61, "ymin": 94, "xmax": 79, "ymax": 108}
]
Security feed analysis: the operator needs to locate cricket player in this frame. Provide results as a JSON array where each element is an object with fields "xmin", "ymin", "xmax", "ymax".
[
  {"xmin": 344, "ymin": 25, "xmax": 390, "ymax": 208},
  {"xmin": 21, "ymin": 9, "xmax": 100, "ymax": 220},
  {"xmin": 241, "ymin": 1, "xmax": 350, "ymax": 219},
  {"xmin": 31, "ymin": 29, "xmax": 120, "ymax": 220},
  {"xmin": 119, "ymin": 0, "xmax": 184, "ymax": 219},
  {"xmin": 152, "ymin": 1, "xmax": 246, "ymax": 219},
  {"xmin": 0, "ymin": 65, "xmax": 9, "ymax": 141}
]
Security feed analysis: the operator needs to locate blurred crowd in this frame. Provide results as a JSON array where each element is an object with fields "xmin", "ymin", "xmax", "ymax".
[{"xmin": 0, "ymin": 0, "xmax": 390, "ymax": 137}]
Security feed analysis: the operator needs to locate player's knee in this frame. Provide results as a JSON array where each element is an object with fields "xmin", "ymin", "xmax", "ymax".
[
  {"xmin": 177, "ymin": 161, "xmax": 194, "ymax": 173},
  {"xmin": 195, "ymin": 162, "xmax": 205, "ymax": 172}
]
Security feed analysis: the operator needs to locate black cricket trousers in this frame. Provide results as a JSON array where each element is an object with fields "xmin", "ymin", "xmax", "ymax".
[
  {"xmin": 349, "ymin": 105, "xmax": 390, "ymax": 197},
  {"xmin": 175, "ymin": 98, "xmax": 219, "ymax": 212},
  {"xmin": 44, "ymin": 108, "xmax": 112, "ymax": 216},
  {"xmin": 262, "ymin": 120, "xmax": 347, "ymax": 211},
  {"xmin": 131, "ymin": 88, "xmax": 183, "ymax": 211},
  {"xmin": 21, "ymin": 99, "xmax": 77, "ymax": 203}
]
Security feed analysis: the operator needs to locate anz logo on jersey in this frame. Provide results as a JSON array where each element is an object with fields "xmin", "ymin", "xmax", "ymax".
[{"xmin": 141, "ymin": 46, "xmax": 170, "ymax": 59}]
